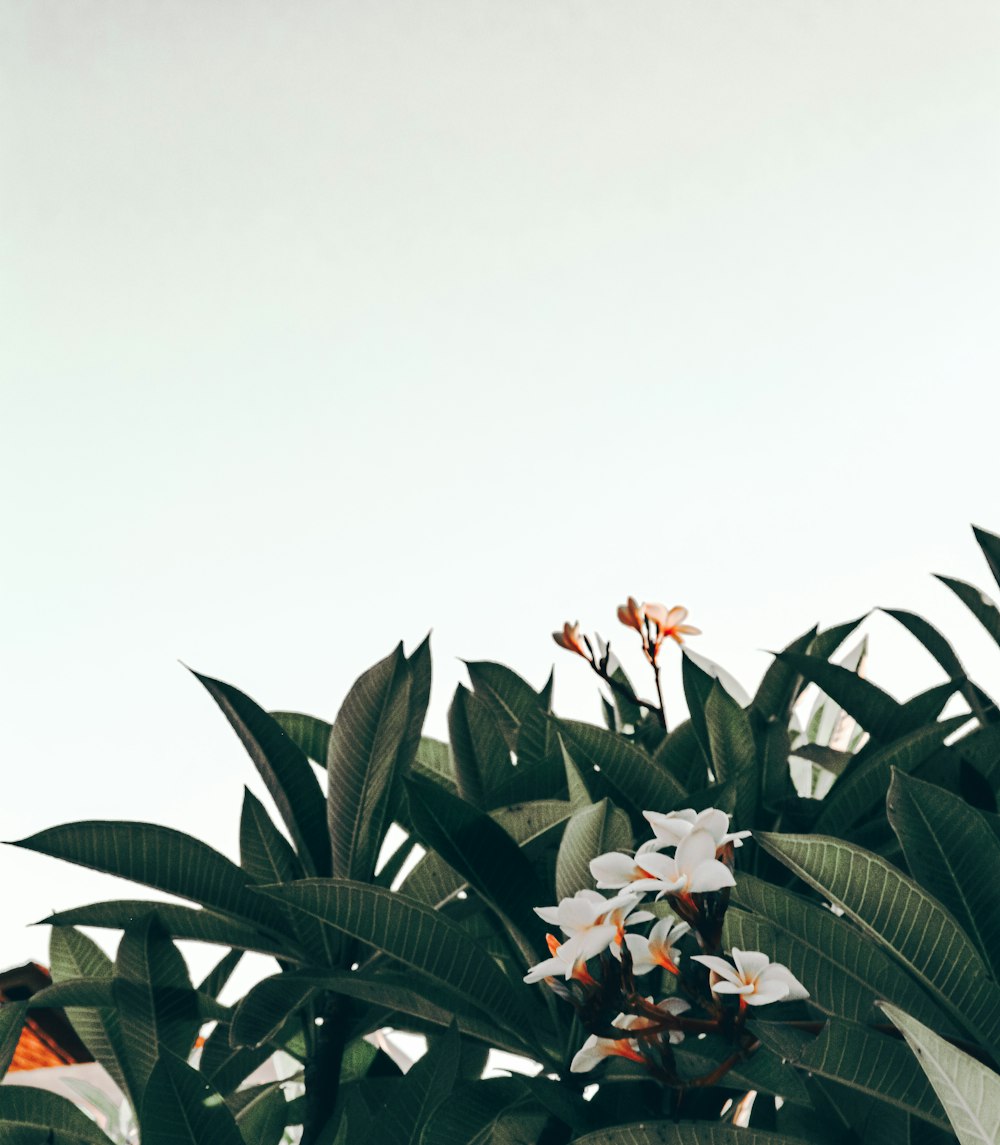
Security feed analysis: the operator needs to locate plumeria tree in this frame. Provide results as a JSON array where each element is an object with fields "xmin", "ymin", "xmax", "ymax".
[{"xmin": 5, "ymin": 527, "xmax": 1000, "ymax": 1142}]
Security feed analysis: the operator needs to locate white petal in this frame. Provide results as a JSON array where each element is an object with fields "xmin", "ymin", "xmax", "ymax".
[
  {"xmin": 745, "ymin": 983, "xmax": 790, "ymax": 1005},
  {"xmin": 523, "ymin": 956, "xmax": 568, "ymax": 983},
  {"xmin": 675, "ymin": 828, "xmax": 717, "ymax": 873},
  {"xmin": 570, "ymin": 1037, "xmax": 608, "ymax": 1073},
  {"xmin": 574, "ymin": 924, "xmax": 618, "ymax": 961},
  {"xmin": 713, "ymin": 981, "xmax": 755, "ymax": 995},
  {"xmin": 694, "ymin": 808, "xmax": 730, "ymax": 842},
  {"xmin": 731, "ymin": 949, "xmax": 771, "ymax": 980},
  {"xmin": 590, "ymin": 851, "xmax": 640, "ymax": 888},
  {"xmin": 691, "ymin": 954, "xmax": 742, "ymax": 987},
  {"xmin": 686, "ymin": 858, "xmax": 736, "ymax": 893},
  {"xmin": 758, "ymin": 963, "xmax": 809, "ymax": 1001},
  {"xmin": 662, "ymin": 997, "xmax": 690, "ymax": 1016},
  {"xmin": 534, "ymin": 906, "xmax": 561, "ymax": 925}
]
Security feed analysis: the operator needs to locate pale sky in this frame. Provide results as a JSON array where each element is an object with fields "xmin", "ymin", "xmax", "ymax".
[{"xmin": 3, "ymin": 1, "xmax": 1000, "ymax": 977}]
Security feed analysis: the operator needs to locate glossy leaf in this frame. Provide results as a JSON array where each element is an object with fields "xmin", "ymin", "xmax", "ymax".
[
  {"xmin": 704, "ymin": 681, "xmax": 758, "ymax": 824},
  {"xmin": 888, "ymin": 769, "xmax": 1000, "ymax": 976},
  {"xmin": 140, "ymin": 1049, "xmax": 245, "ymax": 1145},
  {"xmin": 372, "ymin": 1021, "xmax": 461, "ymax": 1144},
  {"xmin": 753, "ymin": 1018, "xmax": 949, "ymax": 1130},
  {"xmin": 192, "ymin": 669, "xmax": 330, "ymax": 877},
  {"xmin": 0, "ymin": 1001, "xmax": 27, "ymax": 1079},
  {"xmin": 465, "ymin": 661, "xmax": 541, "ymax": 748},
  {"xmin": 48, "ymin": 926, "xmax": 134, "ymax": 1107},
  {"xmin": 757, "ymin": 832, "xmax": 1000, "ymax": 1054},
  {"xmin": 200, "ymin": 1020, "xmax": 275, "ymax": 1097},
  {"xmin": 813, "ymin": 717, "xmax": 966, "ymax": 837},
  {"xmin": 257, "ymin": 879, "xmax": 529, "ymax": 1032},
  {"xmin": 729, "ymin": 874, "xmax": 952, "ymax": 1030},
  {"xmin": 448, "ymin": 684, "xmax": 511, "ymax": 809},
  {"xmin": 0, "ymin": 1086, "xmax": 114, "ymax": 1145},
  {"xmin": 42, "ymin": 900, "xmax": 289, "ymax": 959},
  {"xmin": 572, "ymin": 1124, "xmax": 812, "ymax": 1145},
  {"xmin": 777, "ymin": 651, "xmax": 901, "ymax": 741},
  {"xmin": 555, "ymin": 797, "xmax": 631, "ymax": 901},
  {"xmin": 113, "ymin": 916, "xmax": 200, "ymax": 1097},
  {"xmin": 881, "ymin": 1002, "xmax": 1000, "ymax": 1145},
  {"xmin": 327, "ymin": 644, "xmax": 412, "ymax": 882},
  {"xmin": 556, "ymin": 721, "xmax": 686, "ymax": 822},
  {"xmin": 270, "ymin": 711, "xmax": 332, "ymax": 764},
  {"xmin": 197, "ymin": 949, "xmax": 243, "ymax": 1000},
  {"xmin": 13, "ymin": 821, "xmax": 277, "ymax": 927},
  {"xmin": 936, "ymin": 575, "xmax": 1000, "ymax": 649},
  {"xmin": 404, "ymin": 776, "xmax": 546, "ymax": 946}
]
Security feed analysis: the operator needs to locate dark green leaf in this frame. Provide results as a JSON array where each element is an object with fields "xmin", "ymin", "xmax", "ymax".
[
  {"xmin": 0, "ymin": 1001, "xmax": 27, "ymax": 1079},
  {"xmin": 757, "ymin": 832, "xmax": 1000, "ymax": 1055},
  {"xmin": 572, "ymin": 1124, "xmax": 813, "ymax": 1145},
  {"xmin": 776, "ymin": 652, "xmax": 901, "ymax": 742},
  {"xmin": 257, "ymin": 880, "xmax": 530, "ymax": 1033},
  {"xmin": 14, "ymin": 822, "xmax": 277, "ymax": 928},
  {"xmin": 270, "ymin": 711, "xmax": 332, "ymax": 764},
  {"xmin": 704, "ymin": 681, "xmax": 758, "ymax": 824},
  {"xmin": 197, "ymin": 950, "xmax": 243, "ymax": 1000},
  {"xmin": 327, "ymin": 644, "xmax": 412, "ymax": 882},
  {"xmin": 0, "ymin": 1087, "xmax": 114, "ymax": 1145},
  {"xmin": 192, "ymin": 669, "xmax": 330, "ymax": 877},
  {"xmin": 555, "ymin": 798, "xmax": 631, "ymax": 901},
  {"xmin": 935, "ymin": 575, "xmax": 1000, "ymax": 650},
  {"xmin": 465, "ymin": 662, "xmax": 542, "ymax": 749},
  {"xmin": 140, "ymin": 1049, "xmax": 245, "ymax": 1145},
  {"xmin": 448, "ymin": 685, "xmax": 510, "ymax": 809},
  {"xmin": 373, "ymin": 1021, "xmax": 461, "ymax": 1144},
  {"xmin": 888, "ymin": 769, "xmax": 1000, "ymax": 977}
]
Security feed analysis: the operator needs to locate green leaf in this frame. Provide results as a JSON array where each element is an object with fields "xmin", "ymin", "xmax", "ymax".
[
  {"xmin": 14, "ymin": 822, "xmax": 277, "ymax": 928},
  {"xmin": 192, "ymin": 669, "xmax": 330, "ymax": 877},
  {"xmin": 448, "ymin": 685, "xmax": 511, "ymax": 809},
  {"xmin": 232, "ymin": 1083, "xmax": 287, "ymax": 1145},
  {"xmin": 936, "ymin": 575, "xmax": 1000, "ymax": 649},
  {"xmin": 200, "ymin": 1020, "xmax": 275, "ymax": 1096},
  {"xmin": 704, "ymin": 681, "xmax": 758, "ymax": 824},
  {"xmin": 888, "ymin": 770, "xmax": 1000, "ymax": 976},
  {"xmin": 257, "ymin": 879, "xmax": 529, "ymax": 1033},
  {"xmin": 776, "ymin": 652, "xmax": 901, "ymax": 741},
  {"xmin": 556, "ymin": 721, "xmax": 686, "ymax": 823},
  {"xmin": 230, "ymin": 976, "xmax": 316, "ymax": 1049},
  {"xmin": 373, "ymin": 1021, "xmax": 461, "ymax": 1144},
  {"xmin": 418, "ymin": 1077, "xmax": 544, "ymax": 1145},
  {"xmin": 413, "ymin": 736, "xmax": 456, "ymax": 789},
  {"xmin": 753, "ymin": 624, "xmax": 820, "ymax": 722},
  {"xmin": 757, "ymin": 832, "xmax": 1000, "ymax": 1055},
  {"xmin": 729, "ymin": 874, "xmax": 953, "ymax": 1030},
  {"xmin": 404, "ymin": 777, "xmax": 546, "ymax": 950},
  {"xmin": 250, "ymin": 968, "xmax": 535, "ymax": 1058},
  {"xmin": 882, "ymin": 610, "xmax": 966, "ymax": 682},
  {"xmin": 140, "ymin": 1049, "xmax": 245, "ymax": 1145},
  {"xmin": 681, "ymin": 651, "xmax": 716, "ymax": 759},
  {"xmin": 240, "ymin": 788, "xmax": 336, "ymax": 964},
  {"xmin": 42, "ymin": 901, "xmax": 288, "ymax": 959},
  {"xmin": 555, "ymin": 797, "xmax": 631, "ymax": 901},
  {"xmin": 973, "ymin": 525, "xmax": 1000, "ymax": 594},
  {"xmin": 48, "ymin": 926, "xmax": 134, "ymax": 1108},
  {"xmin": 328, "ymin": 644, "xmax": 412, "ymax": 882},
  {"xmin": 113, "ymin": 916, "xmax": 200, "ymax": 1098},
  {"xmin": 0, "ymin": 1001, "xmax": 27, "ymax": 1079},
  {"xmin": 0, "ymin": 1086, "xmax": 114, "ymax": 1145},
  {"xmin": 270, "ymin": 711, "xmax": 332, "ymax": 764},
  {"xmin": 752, "ymin": 1018, "xmax": 949, "ymax": 1130},
  {"xmin": 197, "ymin": 949, "xmax": 243, "ymax": 1000},
  {"xmin": 812, "ymin": 717, "xmax": 966, "ymax": 837},
  {"xmin": 398, "ymin": 800, "xmax": 571, "ymax": 909},
  {"xmin": 881, "ymin": 1002, "xmax": 1000, "ymax": 1145},
  {"xmin": 465, "ymin": 662, "xmax": 542, "ymax": 749},
  {"xmin": 571, "ymin": 1124, "xmax": 813, "ymax": 1145}
]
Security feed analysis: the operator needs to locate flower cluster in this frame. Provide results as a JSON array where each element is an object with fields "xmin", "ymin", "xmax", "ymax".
[{"xmin": 524, "ymin": 807, "xmax": 808, "ymax": 1080}]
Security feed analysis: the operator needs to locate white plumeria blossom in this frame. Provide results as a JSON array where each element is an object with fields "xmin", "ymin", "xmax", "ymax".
[
  {"xmin": 636, "ymin": 828, "xmax": 736, "ymax": 897},
  {"xmin": 534, "ymin": 889, "xmax": 653, "ymax": 962},
  {"xmin": 590, "ymin": 840, "xmax": 685, "ymax": 893},
  {"xmin": 570, "ymin": 998, "xmax": 690, "ymax": 1073},
  {"xmin": 691, "ymin": 947, "xmax": 809, "ymax": 1006},
  {"xmin": 643, "ymin": 807, "xmax": 752, "ymax": 851},
  {"xmin": 613, "ymin": 915, "xmax": 691, "ymax": 975},
  {"xmin": 523, "ymin": 936, "xmax": 584, "ymax": 983}
]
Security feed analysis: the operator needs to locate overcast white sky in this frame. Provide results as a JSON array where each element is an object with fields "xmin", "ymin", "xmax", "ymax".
[{"xmin": 2, "ymin": 1, "xmax": 1000, "ymax": 976}]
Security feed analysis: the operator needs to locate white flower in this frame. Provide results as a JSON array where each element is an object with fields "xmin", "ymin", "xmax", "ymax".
[
  {"xmin": 636, "ymin": 829, "xmax": 736, "ymax": 897},
  {"xmin": 534, "ymin": 889, "xmax": 652, "ymax": 962},
  {"xmin": 590, "ymin": 840, "xmax": 682, "ymax": 892},
  {"xmin": 613, "ymin": 915, "xmax": 690, "ymax": 975},
  {"xmin": 691, "ymin": 947, "xmax": 809, "ymax": 1007},
  {"xmin": 643, "ymin": 807, "xmax": 752, "ymax": 850},
  {"xmin": 524, "ymin": 933, "xmax": 587, "ymax": 983},
  {"xmin": 569, "ymin": 998, "xmax": 690, "ymax": 1073}
]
